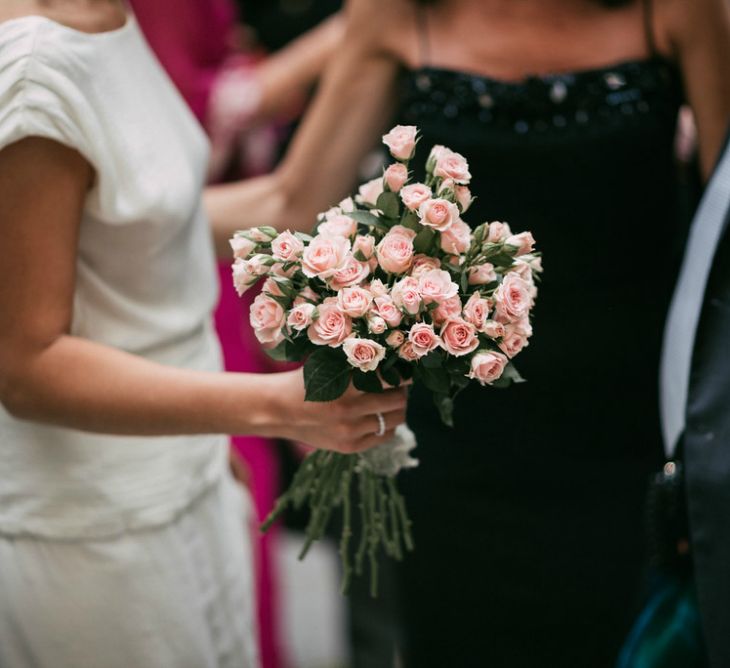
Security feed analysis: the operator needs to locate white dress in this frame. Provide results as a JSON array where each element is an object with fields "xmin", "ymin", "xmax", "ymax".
[{"xmin": 0, "ymin": 14, "xmax": 258, "ymax": 668}]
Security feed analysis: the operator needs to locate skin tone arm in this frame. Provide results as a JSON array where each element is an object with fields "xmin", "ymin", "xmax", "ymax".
[
  {"xmin": 658, "ymin": 0, "xmax": 730, "ymax": 177},
  {"xmin": 204, "ymin": 0, "xmax": 407, "ymax": 257},
  {"xmin": 0, "ymin": 137, "xmax": 407, "ymax": 453}
]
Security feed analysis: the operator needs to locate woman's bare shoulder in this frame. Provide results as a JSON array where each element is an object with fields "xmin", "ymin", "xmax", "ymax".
[{"xmin": 343, "ymin": 0, "xmax": 419, "ymax": 62}]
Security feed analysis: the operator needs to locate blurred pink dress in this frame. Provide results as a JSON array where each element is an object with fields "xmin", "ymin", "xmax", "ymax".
[{"xmin": 130, "ymin": 3, "xmax": 282, "ymax": 667}]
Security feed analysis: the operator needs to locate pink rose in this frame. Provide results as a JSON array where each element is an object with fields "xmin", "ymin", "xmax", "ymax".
[
  {"xmin": 230, "ymin": 235, "xmax": 257, "ymax": 259},
  {"xmin": 318, "ymin": 214, "xmax": 358, "ymax": 239},
  {"xmin": 376, "ymin": 228, "xmax": 415, "ymax": 275},
  {"xmin": 367, "ymin": 315, "xmax": 387, "ymax": 335},
  {"xmin": 391, "ymin": 277, "xmax": 422, "ymax": 315},
  {"xmin": 357, "ymin": 178, "xmax": 384, "ymax": 206},
  {"xmin": 386, "ymin": 330, "xmax": 405, "ymax": 348},
  {"xmin": 339, "ymin": 196, "xmax": 355, "ymax": 213},
  {"xmin": 329, "ymin": 255, "xmax": 371, "ymax": 290},
  {"xmin": 384, "ymin": 163, "xmax": 409, "ymax": 192},
  {"xmin": 440, "ymin": 219, "xmax": 472, "ymax": 255},
  {"xmin": 468, "ymin": 262, "xmax": 497, "ymax": 285},
  {"xmin": 418, "ymin": 198, "xmax": 459, "ymax": 232},
  {"xmin": 440, "ymin": 318, "xmax": 479, "ymax": 357},
  {"xmin": 353, "ymin": 234, "xmax": 376, "ymax": 260},
  {"xmin": 373, "ymin": 296, "xmax": 404, "ymax": 327},
  {"xmin": 505, "ymin": 231, "xmax": 536, "ymax": 257},
  {"xmin": 247, "ymin": 254, "xmax": 274, "ymax": 276},
  {"xmin": 271, "ymin": 262, "xmax": 298, "ymax": 278},
  {"xmin": 287, "ymin": 303, "xmax": 316, "ymax": 331},
  {"xmin": 509, "ymin": 260, "xmax": 534, "ymax": 281},
  {"xmin": 263, "ymin": 277, "xmax": 286, "ymax": 298},
  {"xmin": 337, "ymin": 286, "xmax": 373, "ymax": 318},
  {"xmin": 418, "ymin": 269, "xmax": 459, "ymax": 304},
  {"xmin": 397, "ymin": 341, "xmax": 420, "ymax": 362},
  {"xmin": 428, "ymin": 144, "xmax": 449, "ymax": 167},
  {"xmin": 463, "ymin": 292, "xmax": 491, "ymax": 331},
  {"xmin": 400, "ymin": 183, "xmax": 433, "ymax": 211},
  {"xmin": 342, "ymin": 337, "xmax": 386, "ymax": 372},
  {"xmin": 382, "ymin": 124, "xmax": 417, "ymax": 161},
  {"xmin": 454, "ymin": 185, "xmax": 474, "ymax": 213},
  {"xmin": 493, "ymin": 273, "xmax": 532, "ymax": 323},
  {"xmin": 250, "ymin": 293, "xmax": 285, "ymax": 346},
  {"xmin": 368, "ymin": 278, "xmax": 389, "ymax": 298},
  {"xmin": 408, "ymin": 323, "xmax": 441, "ymax": 358},
  {"xmin": 301, "ymin": 234, "xmax": 351, "ymax": 279},
  {"xmin": 522, "ymin": 254, "xmax": 543, "ymax": 273},
  {"xmin": 243, "ymin": 226, "xmax": 278, "ymax": 243},
  {"xmin": 293, "ymin": 286, "xmax": 320, "ymax": 306},
  {"xmin": 431, "ymin": 294, "xmax": 462, "ymax": 327},
  {"xmin": 271, "ymin": 230, "xmax": 304, "ymax": 262},
  {"xmin": 232, "ymin": 258, "xmax": 259, "ymax": 296},
  {"xmin": 410, "ymin": 254, "xmax": 442, "ymax": 278},
  {"xmin": 482, "ymin": 320, "xmax": 506, "ymax": 339},
  {"xmin": 307, "ymin": 299, "xmax": 352, "ymax": 347},
  {"xmin": 486, "ymin": 221, "xmax": 512, "ymax": 243},
  {"xmin": 498, "ymin": 321, "xmax": 532, "ymax": 358},
  {"xmin": 434, "ymin": 149, "xmax": 471, "ymax": 184},
  {"xmin": 468, "ymin": 351, "xmax": 508, "ymax": 386}
]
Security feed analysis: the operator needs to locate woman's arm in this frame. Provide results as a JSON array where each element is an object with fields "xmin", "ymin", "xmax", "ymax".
[
  {"xmin": 0, "ymin": 138, "xmax": 406, "ymax": 453},
  {"xmin": 204, "ymin": 0, "xmax": 407, "ymax": 257},
  {"xmin": 659, "ymin": 0, "xmax": 730, "ymax": 177}
]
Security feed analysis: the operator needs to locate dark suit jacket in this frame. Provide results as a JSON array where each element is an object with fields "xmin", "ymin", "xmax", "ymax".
[{"xmin": 684, "ymin": 179, "xmax": 730, "ymax": 667}]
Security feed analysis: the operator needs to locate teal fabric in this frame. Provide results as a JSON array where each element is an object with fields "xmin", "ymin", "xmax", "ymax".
[{"xmin": 617, "ymin": 577, "xmax": 708, "ymax": 668}]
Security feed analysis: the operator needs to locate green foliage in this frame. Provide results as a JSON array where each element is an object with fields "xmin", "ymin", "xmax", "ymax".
[
  {"xmin": 376, "ymin": 191, "xmax": 401, "ymax": 219},
  {"xmin": 303, "ymin": 347, "xmax": 352, "ymax": 401},
  {"xmin": 353, "ymin": 369, "xmax": 384, "ymax": 393}
]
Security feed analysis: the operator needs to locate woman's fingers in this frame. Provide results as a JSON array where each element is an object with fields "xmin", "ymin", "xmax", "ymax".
[
  {"xmin": 351, "ymin": 408, "xmax": 406, "ymax": 439},
  {"xmin": 344, "ymin": 386, "xmax": 408, "ymax": 418}
]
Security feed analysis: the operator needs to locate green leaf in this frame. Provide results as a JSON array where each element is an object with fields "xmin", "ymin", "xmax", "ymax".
[
  {"xmin": 379, "ymin": 365, "xmax": 401, "ymax": 388},
  {"xmin": 348, "ymin": 210, "xmax": 388, "ymax": 231},
  {"xmin": 376, "ymin": 191, "xmax": 401, "ymax": 219},
  {"xmin": 413, "ymin": 227, "xmax": 436, "ymax": 254},
  {"xmin": 400, "ymin": 210, "xmax": 420, "ymax": 231},
  {"xmin": 492, "ymin": 362, "xmax": 526, "ymax": 388},
  {"xmin": 352, "ymin": 370, "xmax": 384, "ymax": 393},
  {"xmin": 421, "ymin": 351, "xmax": 443, "ymax": 369},
  {"xmin": 303, "ymin": 347, "xmax": 352, "ymax": 402},
  {"xmin": 264, "ymin": 340, "xmax": 289, "ymax": 362},
  {"xmin": 415, "ymin": 362, "xmax": 450, "ymax": 394},
  {"xmin": 434, "ymin": 393, "xmax": 454, "ymax": 427}
]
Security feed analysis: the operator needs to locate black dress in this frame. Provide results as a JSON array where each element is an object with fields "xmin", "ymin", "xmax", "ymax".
[{"xmin": 394, "ymin": 14, "xmax": 686, "ymax": 668}]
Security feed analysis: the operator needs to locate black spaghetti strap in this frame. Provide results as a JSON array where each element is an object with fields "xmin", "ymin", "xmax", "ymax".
[
  {"xmin": 641, "ymin": 0, "xmax": 658, "ymax": 57},
  {"xmin": 415, "ymin": 4, "xmax": 431, "ymax": 67}
]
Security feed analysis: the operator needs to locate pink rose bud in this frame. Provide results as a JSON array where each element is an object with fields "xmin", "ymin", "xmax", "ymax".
[
  {"xmin": 368, "ymin": 278, "xmax": 389, "ymax": 298},
  {"xmin": 357, "ymin": 177, "xmax": 384, "ymax": 206},
  {"xmin": 384, "ymin": 162, "xmax": 409, "ymax": 192},
  {"xmin": 468, "ymin": 351, "xmax": 508, "ymax": 385},
  {"xmin": 397, "ymin": 340, "xmax": 420, "ymax": 362},
  {"xmin": 431, "ymin": 295, "xmax": 462, "ymax": 327},
  {"xmin": 498, "ymin": 323, "xmax": 530, "ymax": 359},
  {"xmin": 426, "ymin": 144, "xmax": 449, "ymax": 172},
  {"xmin": 454, "ymin": 185, "xmax": 474, "ymax": 213},
  {"xmin": 329, "ymin": 255, "xmax": 371, "ymax": 290},
  {"xmin": 382, "ymin": 124, "xmax": 418, "ymax": 161},
  {"xmin": 440, "ymin": 219, "xmax": 472, "ymax": 255},
  {"xmin": 505, "ymin": 231, "xmax": 536, "ymax": 257},
  {"xmin": 271, "ymin": 230, "xmax": 304, "ymax": 262},
  {"xmin": 294, "ymin": 286, "xmax": 320, "ymax": 306},
  {"xmin": 244, "ymin": 226, "xmax": 277, "ymax": 242},
  {"xmin": 486, "ymin": 221, "xmax": 512, "ymax": 243},
  {"xmin": 318, "ymin": 214, "xmax": 358, "ymax": 238},
  {"xmin": 434, "ymin": 149, "xmax": 472, "ymax": 184},
  {"xmin": 386, "ymin": 330, "xmax": 405, "ymax": 348},
  {"xmin": 440, "ymin": 318, "xmax": 480, "ymax": 357},
  {"xmin": 400, "ymin": 183, "xmax": 433, "ymax": 211},
  {"xmin": 410, "ymin": 254, "xmax": 442, "ymax": 278},
  {"xmin": 353, "ymin": 234, "xmax": 376, "ymax": 260},
  {"xmin": 391, "ymin": 277, "xmax": 422, "ymax": 315},
  {"xmin": 463, "ymin": 292, "xmax": 491, "ymax": 331},
  {"xmin": 376, "ymin": 228, "xmax": 415, "ymax": 275},
  {"xmin": 287, "ymin": 303, "xmax": 316, "ymax": 331},
  {"xmin": 230, "ymin": 235, "xmax": 257, "ymax": 259},
  {"xmin": 374, "ymin": 296, "xmax": 404, "ymax": 327},
  {"xmin": 263, "ymin": 277, "xmax": 285, "ymax": 298},
  {"xmin": 307, "ymin": 299, "xmax": 352, "ymax": 347},
  {"xmin": 418, "ymin": 198, "xmax": 459, "ymax": 232},
  {"xmin": 337, "ymin": 286, "xmax": 373, "ymax": 318},
  {"xmin": 367, "ymin": 314, "xmax": 387, "ymax": 335},
  {"xmin": 301, "ymin": 234, "xmax": 351, "ymax": 279},
  {"xmin": 493, "ymin": 273, "xmax": 532, "ymax": 323},
  {"xmin": 232, "ymin": 258, "xmax": 259, "ymax": 296},
  {"xmin": 250, "ymin": 293, "xmax": 286, "ymax": 347},
  {"xmin": 482, "ymin": 320, "xmax": 506, "ymax": 339},
  {"xmin": 339, "ymin": 196, "xmax": 355, "ymax": 213},
  {"xmin": 418, "ymin": 269, "xmax": 459, "ymax": 304},
  {"xmin": 342, "ymin": 337, "xmax": 386, "ymax": 372},
  {"xmin": 468, "ymin": 262, "xmax": 497, "ymax": 285},
  {"xmin": 408, "ymin": 323, "xmax": 441, "ymax": 358}
]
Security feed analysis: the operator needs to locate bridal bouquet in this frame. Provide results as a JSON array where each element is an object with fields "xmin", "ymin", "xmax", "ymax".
[{"xmin": 231, "ymin": 125, "xmax": 540, "ymax": 594}]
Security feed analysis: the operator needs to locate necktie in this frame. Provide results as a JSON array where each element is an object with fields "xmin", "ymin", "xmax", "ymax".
[{"xmin": 660, "ymin": 146, "xmax": 730, "ymax": 455}]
